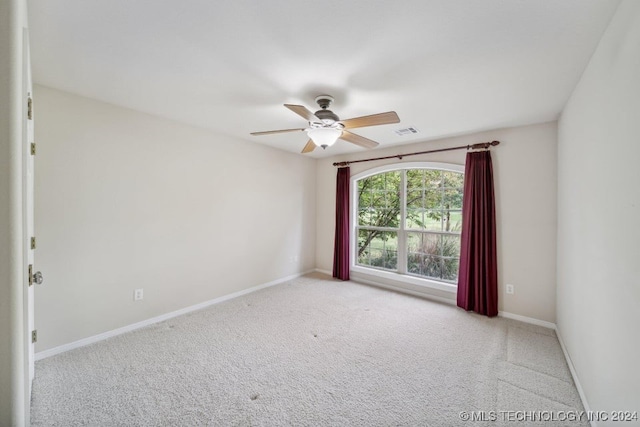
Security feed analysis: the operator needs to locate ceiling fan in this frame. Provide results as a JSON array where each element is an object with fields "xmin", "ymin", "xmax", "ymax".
[{"xmin": 251, "ymin": 95, "xmax": 400, "ymax": 153}]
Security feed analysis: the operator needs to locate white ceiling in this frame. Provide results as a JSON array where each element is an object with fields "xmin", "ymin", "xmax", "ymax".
[{"xmin": 28, "ymin": 0, "xmax": 620, "ymax": 158}]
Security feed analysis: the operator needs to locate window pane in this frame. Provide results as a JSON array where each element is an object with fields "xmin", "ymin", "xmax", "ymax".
[
  {"xmin": 357, "ymin": 248, "xmax": 370, "ymax": 266},
  {"xmin": 370, "ymin": 248, "xmax": 384, "ymax": 268},
  {"xmin": 371, "ymin": 192, "xmax": 385, "ymax": 210},
  {"xmin": 422, "ymin": 256, "xmax": 442, "ymax": 279},
  {"xmin": 370, "ymin": 173, "xmax": 385, "ymax": 189},
  {"xmin": 358, "ymin": 208, "xmax": 371, "ymax": 227},
  {"xmin": 357, "ymin": 229, "xmax": 397, "ymax": 271},
  {"xmin": 423, "ymin": 170, "xmax": 442, "ymax": 188},
  {"xmin": 406, "ymin": 169, "xmax": 424, "ymax": 191},
  {"xmin": 357, "ymin": 229, "xmax": 373, "ymax": 266},
  {"xmin": 407, "ymin": 252, "xmax": 422, "ymax": 275},
  {"xmin": 442, "ymin": 258, "xmax": 459, "ymax": 281},
  {"xmin": 423, "ymin": 211, "xmax": 443, "ymax": 231},
  {"xmin": 357, "ymin": 185, "xmax": 373, "ymax": 226},
  {"xmin": 356, "ymin": 172, "xmax": 400, "ymax": 229},
  {"xmin": 384, "ymin": 171, "xmax": 401, "ymax": 192},
  {"xmin": 406, "ymin": 232, "xmax": 423, "ymax": 253},
  {"xmin": 406, "ymin": 233, "xmax": 460, "ymax": 281},
  {"xmin": 441, "ymin": 235, "xmax": 461, "ymax": 258},
  {"xmin": 443, "ymin": 187, "xmax": 463, "ymax": 210},
  {"xmin": 422, "ymin": 186, "xmax": 442, "ymax": 210},
  {"xmin": 384, "ymin": 191, "xmax": 394, "ymax": 209},
  {"xmin": 358, "ymin": 188, "xmax": 370, "ymax": 206},
  {"xmin": 406, "ymin": 209, "xmax": 424, "ymax": 229},
  {"xmin": 443, "ymin": 171, "xmax": 464, "ymax": 188},
  {"xmin": 384, "ymin": 248, "xmax": 397, "ymax": 270},
  {"xmin": 406, "ymin": 189, "xmax": 423, "ymax": 209},
  {"xmin": 384, "ymin": 208, "xmax": 401, "ymax": 228},
  {"xmin": 407, "ymin": 232, "xmax": 441, "ymax": 256},
  {"xmin": 422, "ymin": 234, "xmax": 441, "ymax": 257},
  {"xmin": 443, "ymin": 210, "xmax": 462, "ymax": 233}
]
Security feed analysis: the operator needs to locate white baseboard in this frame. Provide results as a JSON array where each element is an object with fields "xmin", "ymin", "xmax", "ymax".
[
  {"xmin": 555, "ymin": 327, "xmax": 595, "ymax": 427},
  {"xmin": 314, "ymin": 268, "xmax": 332, "ymax": 276},
  {"xmin": 35, "ymin": 271, "xmax": 313, "ymax": 361},
  {"xmin": 498, "ymin": 311, "xmax": 556, "ymax": 330}
]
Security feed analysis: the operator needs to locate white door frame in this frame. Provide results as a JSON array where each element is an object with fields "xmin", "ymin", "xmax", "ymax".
[
  {"xmin": 0, "ymin": 0, "xmax": 30, "ymax": 426},
  {"xmin": 0, "ymin": 0, "xmax": 31, "ymax": 424},
  {"xmin": 22, "ymin": 26, "xmax": 36, "ymax": 400}
]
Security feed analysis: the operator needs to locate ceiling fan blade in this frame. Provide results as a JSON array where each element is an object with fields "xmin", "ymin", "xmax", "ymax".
[
  {"xmin": 284, "ymin": 104, "xmax": 320, "ymax": 121},
  {"xmin": 340, "ymin": 130, "xmax": 380, "ymax": 149},
  {"xmin": 301, "ymin": 139, "xmax": 316, "ymax": 154},
  {"xmin": 250, "ymin": 128, "xmax": 305, "ymax": 136},
  {"xmin": 340, "ymin": 111, "xmax": 400, "ymax": 129}
]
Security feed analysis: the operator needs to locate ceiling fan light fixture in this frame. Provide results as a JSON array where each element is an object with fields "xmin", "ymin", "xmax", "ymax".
[{"xmin": 307, "ymin": 127, "xmax": 342, "ymax": 149}]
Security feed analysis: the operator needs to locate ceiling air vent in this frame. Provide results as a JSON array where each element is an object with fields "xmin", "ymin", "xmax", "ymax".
[{"xmin": 394, "ymin": 127, "xmax": 419, "ymax": 136}]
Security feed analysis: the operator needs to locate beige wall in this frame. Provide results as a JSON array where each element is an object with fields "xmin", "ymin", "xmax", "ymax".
[
  {"xmin": 317, "ymin": 122, "xmax": 558, "ymax": 322},
  {"xmin": 557, "ymin": 0, "xmax": 640, "ymax": 416},
  {"xmin": 33, "ymin": 85, "xmax": 317, "ymax": 352}
]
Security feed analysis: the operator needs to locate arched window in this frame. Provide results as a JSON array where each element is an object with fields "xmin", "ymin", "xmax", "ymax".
[{"xmin": 352, "ymin": 162, "xmax": 464, "ymax": 286}]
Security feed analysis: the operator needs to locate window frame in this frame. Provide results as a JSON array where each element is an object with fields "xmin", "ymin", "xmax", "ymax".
[{"xmin": 350, "ymin": 162, "xmax": 464, "ymax": 293}]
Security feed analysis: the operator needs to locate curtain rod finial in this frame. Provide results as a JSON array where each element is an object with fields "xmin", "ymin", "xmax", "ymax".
[{"xmin": 469, "ymin": 140, "xmax": 501, "ymax": 150}]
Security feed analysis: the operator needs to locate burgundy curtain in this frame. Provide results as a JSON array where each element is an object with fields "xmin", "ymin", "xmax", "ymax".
[
  {"xmin": 333, "ymin": 167, "xmax": 350, "ymax": 280},
  {"xmin": 457, "ymin": 151, "xmax": 498, "ymax": 317}
]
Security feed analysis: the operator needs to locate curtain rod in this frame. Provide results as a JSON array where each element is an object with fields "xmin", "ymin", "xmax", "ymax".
[{"xmin": 332, "ymin": 140, "xmax": 500, "ymax": 167}]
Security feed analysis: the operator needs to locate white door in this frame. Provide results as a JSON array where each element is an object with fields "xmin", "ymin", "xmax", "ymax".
[{"xmin": 22, "ymin": 27, "xmax": 38, "ymax": 394}]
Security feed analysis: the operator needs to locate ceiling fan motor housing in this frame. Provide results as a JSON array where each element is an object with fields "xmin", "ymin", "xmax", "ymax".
[
  {"xmin": 314, "ymin": 109, "xmax": 340, "ymax": 123},
  {"xmin": 314, "ymin": 95, "xmax": 340, "ymax": 124}
]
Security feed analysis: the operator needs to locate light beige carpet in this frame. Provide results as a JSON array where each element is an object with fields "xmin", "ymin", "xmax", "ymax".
[{"xmin": 31, "ymin": 273, "xmax": 586, "ymax": 426}]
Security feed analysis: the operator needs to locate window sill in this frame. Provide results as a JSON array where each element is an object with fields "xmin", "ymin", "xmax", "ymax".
[{"xmin": 350, "ymin": 266, "xmax": 457, "ymax": 304}]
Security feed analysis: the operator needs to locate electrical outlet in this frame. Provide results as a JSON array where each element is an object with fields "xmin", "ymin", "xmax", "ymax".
[
  {"xmin": 506, "ymin": 284, "xmax": 515, "ymax": 295},
  {"xmin": 134, "ymin": 289, "xmax": 144, "ymax": 301}
]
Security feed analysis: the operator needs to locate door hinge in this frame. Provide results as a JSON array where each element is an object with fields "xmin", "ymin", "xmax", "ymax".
[
  {"xmin": 30, "ymin": 142, "xmax": 36, "ymax": 156},
  {"xmin": 31, "ymin": 236, "xmax": 36, "ymax": 250},
  {"xmin": 31, "ymin": 330, "xmax": 37, "ymax": 344},
  {"xmin": 27, "ymin": 96, "xmax": 33, "ymax": 120}
]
